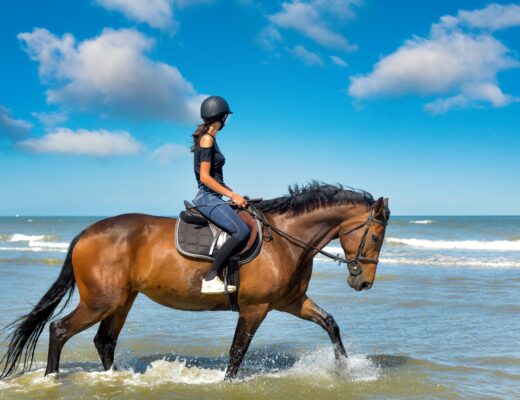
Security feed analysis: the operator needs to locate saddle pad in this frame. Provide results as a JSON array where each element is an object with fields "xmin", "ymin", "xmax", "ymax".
[
  {"xmin": 176, "ymin": 222, "xmax": 214, "ymax": 257},
  {"xmin": 175, "ymin": 207, "xmax": 264, "ymax": 265}
]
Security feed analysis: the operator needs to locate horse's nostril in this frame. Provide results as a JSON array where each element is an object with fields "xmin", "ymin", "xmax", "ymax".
[{"xmin": 361, "ymin": 282, "xmax": 372, "ymax": 290}]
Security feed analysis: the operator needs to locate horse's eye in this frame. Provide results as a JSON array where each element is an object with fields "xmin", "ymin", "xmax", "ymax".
[{"xmin": 371, "ymin": 234, "xmax": 380, "ymax": 243}]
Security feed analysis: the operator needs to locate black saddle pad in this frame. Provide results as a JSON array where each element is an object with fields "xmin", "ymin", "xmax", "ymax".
[
  {"xmin": 175, "ymin": 206, "xmax": 264, "ymax": 265},
  {"xmin": 176, "ymin": 221, "xmax": 214, "ymax": 256}
]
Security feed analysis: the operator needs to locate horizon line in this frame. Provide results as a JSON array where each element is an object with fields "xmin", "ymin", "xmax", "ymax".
[{"xmin": 1, "ymin": 214, "xmax": 519, "ymax": 218}]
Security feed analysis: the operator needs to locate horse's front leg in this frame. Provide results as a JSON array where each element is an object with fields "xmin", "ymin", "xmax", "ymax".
[
  {"xmin": 224, "ymin": 304, "xmax": 269, "ymax": 381},
  {"xmin": 278, "ymin": 295, "xmax": 348, "ymax": 362}
]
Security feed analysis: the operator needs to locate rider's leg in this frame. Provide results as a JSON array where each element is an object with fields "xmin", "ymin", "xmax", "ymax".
[{"xmin": 193, "ymin": 190, "xmax": 250, "ymax": 281}]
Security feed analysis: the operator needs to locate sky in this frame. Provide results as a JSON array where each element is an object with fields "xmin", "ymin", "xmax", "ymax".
[{"xmin": 0, "ymin": 0, "xmax": 519, "ymax": 216}]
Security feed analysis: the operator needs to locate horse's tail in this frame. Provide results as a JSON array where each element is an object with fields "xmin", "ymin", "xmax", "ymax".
[{"xmin": 0, "ymin": 230, "xmax": 85, "ymax": 379}]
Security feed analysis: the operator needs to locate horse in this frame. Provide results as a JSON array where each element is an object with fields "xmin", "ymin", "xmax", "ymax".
[{"xmin": 0, "ymin": 182, "xmax": 390, "ymax": 381}]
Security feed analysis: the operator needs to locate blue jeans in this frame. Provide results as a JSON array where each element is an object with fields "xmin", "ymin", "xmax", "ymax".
[{"xmin": 192, "ymin": 187, "xmax": 250, "ymax": 243}]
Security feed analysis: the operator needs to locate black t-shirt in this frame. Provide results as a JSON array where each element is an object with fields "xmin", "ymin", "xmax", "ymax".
[{"xmin": 193, "ymin": 134, "xmax": 227, "ymax": 191}]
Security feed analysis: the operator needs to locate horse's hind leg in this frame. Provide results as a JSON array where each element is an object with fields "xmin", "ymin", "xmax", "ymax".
[
  {"xmin": 46, "ymin": 302, "xmax": 108, "ymax": 375},
  {"xmin": 278, "ymin": 295, "xmax": 348, "ymax": 361},
  {"xmin": 94, "ymin": 292, "xmax": 137, "ymax": 370}
]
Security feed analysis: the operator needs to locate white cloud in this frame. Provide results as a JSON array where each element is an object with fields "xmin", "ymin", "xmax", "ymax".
[
  {"xmin": 175, "ymin": 0, "xmax": 215, "ymax": 7},
  {"xmin": 95, "ymin": 0, "xmax": 175, "ymax": 31},
  {"xmin": 149, "ymin": 142, "xmax": 190, "ymax": 163},
  {"xmin": 0, "ymin": 105, "xmax": 32, "ymax": 140},
  {"xmin": 424, "ymin": 82, "xmax": 516, "ymax": 114},
  {"xmin": 330, "ymin": 55, "xmax": 348, "ymax": 67},
  {"xmin": 257, "ymin": 25, "xmax": 282, "ymax": 51},
  {"xmin": 453, "ymin": 3, "xmax": 520, "ymax": 31},
  {"xmin": 268, "ymin": 0, "xmax": 359, "ymax": 51},
  {"xmin": 18, "ymin": 128, "xmax": 142, "ymax": 156},
  {"xmin": 289, "ymin": 45, "xmax": 323, "ymax": 66},
  {"xmin": 348, "ymin": 3, "xmax": 520, "ymax": 113},
  {"xmin": 94, "ymin": 0, "xmax": 217, "ymax": 31},
  {"xmin": 31, "ymin": 111, "xmax": 69, "ymax": 130},
  {"xmin": 18, "ymin": 28, "xmax": 206, "ymax": 123}
]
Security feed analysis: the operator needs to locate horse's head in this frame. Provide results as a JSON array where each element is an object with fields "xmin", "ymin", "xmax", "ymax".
[{"xmin": 338, "ymin": 197, "xmax": 390, "ymax": 291}]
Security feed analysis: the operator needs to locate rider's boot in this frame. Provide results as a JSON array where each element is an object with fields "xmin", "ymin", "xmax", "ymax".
[{"xmin": 201, "ymin": 275, "xmax": 237, "ymax": 294}]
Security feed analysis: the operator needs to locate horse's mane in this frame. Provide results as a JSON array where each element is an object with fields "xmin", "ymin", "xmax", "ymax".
[{"xmin": 256, "ymin": 181, "xmax": 375, "ymax": 216}]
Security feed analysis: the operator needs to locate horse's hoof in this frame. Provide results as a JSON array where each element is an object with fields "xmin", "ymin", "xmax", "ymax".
[
  {"xmin": 335, "ymin": 354, "xmax": 349, "ymax": 369},
  {"xmin": 224, "ymin": 373, "xmax": 237, "ymax": 382},
  {"xmin": 44, "ymin": 371, "xmax": 60, "ymax": 380}
]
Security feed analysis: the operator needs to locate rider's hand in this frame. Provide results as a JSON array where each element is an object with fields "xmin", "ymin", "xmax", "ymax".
[{"xmin": 231, "ymin": 192, "xmax": 247, "ymax": 208}]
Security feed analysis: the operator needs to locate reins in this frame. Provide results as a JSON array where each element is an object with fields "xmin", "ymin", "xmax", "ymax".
[{"xmin": 184, "ymin": 200, "xmax": 387, "ymax": 277}]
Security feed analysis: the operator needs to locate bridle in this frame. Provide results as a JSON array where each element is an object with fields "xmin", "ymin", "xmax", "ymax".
[
  {"xmin": 246, "ymin": 203, "xmax": 387, "ymax": 277},
  {"xmin": 337, "ymin": 207, "xmax": 387, "ymax": 276}
]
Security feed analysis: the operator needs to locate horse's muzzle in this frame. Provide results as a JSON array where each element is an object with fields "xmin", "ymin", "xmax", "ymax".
[{"xmin": 348, "ymin": 275, "xmax": 373, "ymax": 291}]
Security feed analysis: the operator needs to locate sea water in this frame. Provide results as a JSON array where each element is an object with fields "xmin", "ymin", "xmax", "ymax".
[{"xmin": 0, "ymin": 216, "xmax": 519, "ymax": 399}]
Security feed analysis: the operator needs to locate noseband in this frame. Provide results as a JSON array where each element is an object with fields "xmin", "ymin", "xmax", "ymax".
[{"xmin": 337, "ymin": 208, "xmax": 387, "ymax": 276}]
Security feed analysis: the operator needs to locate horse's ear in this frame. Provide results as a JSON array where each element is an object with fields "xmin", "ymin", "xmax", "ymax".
[
  {"xmin": 383, "ymin": 197, "xmax": 390, "ymax": 220},
  {"xmin": 374, "ymin": 197, "xmax": 385, "ymax": 214}
]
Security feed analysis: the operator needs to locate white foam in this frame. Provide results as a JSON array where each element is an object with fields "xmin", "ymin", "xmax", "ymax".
[
  {"xmin": 0, "ymin": 246, "xmax": 67, "ymax": 253},
  {"xmin": 29, "ymin": 241, "xmax": 69, "ymax": 249},
  {"xmin": 409, "ymin": 220, "xmax": 433, "ymax": 224},
  {"xmin": 69, "ymin": 358, "xmax": 224, "ymax": 387},
  {"xmin": 9, "ymin": 234, "xmax": 46, "ymax": 242},
  {"xmin": 0, "ymin": 235, "xmax": 69, "ymax": 253},
  {"xmin": 0, "ymin": 368, "xmax": 60, "ymax": 390},
  {"xmin": 386, "ymin": 237, "xmax": 520, "ymax": 251},
  {"xmin": 2, "ymin": 359, "xmax": 224, "ymax": 390},
  {"xmin": 129, "ymin": 358, "xmax": 225, "ymax": 385},
  {"xmin": 316, "ymin": 246, "xmax": 520, "ymax": 268},
  {"xmin": 379, "ymin": 256, "xmax": 520, "ymax": 269}
]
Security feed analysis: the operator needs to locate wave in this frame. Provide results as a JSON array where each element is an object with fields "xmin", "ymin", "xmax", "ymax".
[
  {"xmin": 29, "ymin": 240, "xmax": 69, "ymax": 249},
  {"xmin": 409, "ymin": 220, "xmax": 433, "ymax": 224},
  {"xmin": 318, "ymin": 246, "xmax": 520, "ymax": 268},
  {"xmin": 0, "ymin": 234, "xmax": 69, "ymax": 252},
  {"xmin": 385, "ymin": 237, "xmax": 520, "ymax": 251},
  {"xmin": 9, "ymin": 234, "xmax": 46, "ymax": 242},
  {"xmin": 0, "ymin": 245, "xmax": 68, "ymax": 253},
  {"xmin": 7, "ymin": 233, "xmax": 61, "ymax": 242},
  {"xmin": 379, "ymin": 256, "xmax": 520, "ymax": 269}
]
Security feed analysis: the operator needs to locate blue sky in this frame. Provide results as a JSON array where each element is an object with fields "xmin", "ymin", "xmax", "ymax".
[{"xmin": 0, "ymin": 0, "xmax": 519, "ymax": 216}]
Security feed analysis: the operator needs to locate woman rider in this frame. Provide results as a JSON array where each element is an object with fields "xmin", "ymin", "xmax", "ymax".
[{"xmin": 191, "ymin": 96, "xmax": 250, "ymax": 294}]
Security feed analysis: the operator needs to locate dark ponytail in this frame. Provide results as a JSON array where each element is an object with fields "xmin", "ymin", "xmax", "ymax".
[{"xmin": 190, "ymin": 122, "xmax": 211, "ymax": 152}]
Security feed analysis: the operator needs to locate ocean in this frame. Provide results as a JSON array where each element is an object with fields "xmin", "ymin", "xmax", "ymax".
[{"xmin": 0, "ymin": 215, "xmax": 519, "ymax": 399}]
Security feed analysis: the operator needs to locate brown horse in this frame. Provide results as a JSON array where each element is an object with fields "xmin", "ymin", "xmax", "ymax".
[{"xmin": 0, "ymin": 182, "xmax": 390, "ymax": 380}]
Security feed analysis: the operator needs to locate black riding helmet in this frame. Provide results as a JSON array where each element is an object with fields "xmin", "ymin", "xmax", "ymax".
[{"xmin": 200, "ymin": 96, "xmax": 233, "ymax": 128}]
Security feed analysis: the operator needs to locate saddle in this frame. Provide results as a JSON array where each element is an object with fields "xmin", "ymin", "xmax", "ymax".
[{"xmin": 175, "ymin": 200, "xmax": 265, "ymax": 312}]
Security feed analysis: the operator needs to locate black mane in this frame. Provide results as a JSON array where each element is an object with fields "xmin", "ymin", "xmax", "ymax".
[{"xmin": 256, "ymin": 181, "xmax": 375, "ymax": 216}]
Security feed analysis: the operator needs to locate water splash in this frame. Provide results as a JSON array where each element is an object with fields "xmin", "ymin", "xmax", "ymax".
[
  {"xmin": 273, "ymin": 347, "xmax": 380, "ymax": 383},
  {"xmin": 0, "ymin": 348, "xmax": 380, "ymax": 391}
]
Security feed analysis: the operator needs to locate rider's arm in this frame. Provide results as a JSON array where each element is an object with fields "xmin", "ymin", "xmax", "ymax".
[{"xmin": 200, "ymin": 161, "xmax": 234, "ymax": 198}]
